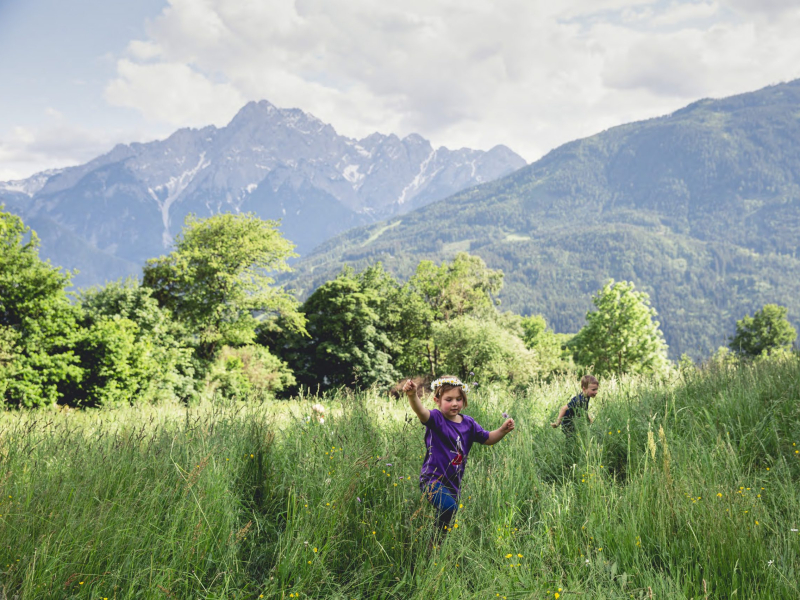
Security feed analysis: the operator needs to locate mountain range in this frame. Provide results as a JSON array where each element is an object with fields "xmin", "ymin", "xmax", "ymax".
[
  {"xmin": 0, "ymin": 101, "xmax": 525, "ymax": 287},
  {"xmin": 284, "ymin": 80, "xmax": 800, "ymax": 360}
]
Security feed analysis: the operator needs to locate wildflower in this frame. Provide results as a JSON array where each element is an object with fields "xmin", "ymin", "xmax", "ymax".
[
  {"xmin": 767, "ymin": 560, "xmax": 774, "ymax": 566},
  {"xmin": 313, "ymin": 547, "xmax": 318, "ymax": 552},
  {"xmin": 459, "ymin": 504, "xmax": 463, "ymax": 508},
  {"xmin": 386, "ymin": 463, "xmax": 393, "ymax": 467},
  {"xmin": 372, "ymin": 531, "xmax": 376, "ymax": 535},
  {"xmin": 502, "ymin": 412, "xmax": 509, "ymax": 419},
  {"xmin": 755, "ymin": 521, "xmax": 759, "ymax": 525},
  {"xmin": 717, "ymin": 493, "xmax": 722, "ymax": 497},
  {"xmin": 357, "ymin": 497, "xmax": 361, "ymax": 503},
  {"xmin": 517, "ymin": 553, "xmax": 523, "ymax": 558},
  {"xmin": 505, "ymin": 554, "xmax": 513, "ymax": 558},
  {"xmin": 555, "ymin": 594, "xmax": 560, "ymax": 599}
]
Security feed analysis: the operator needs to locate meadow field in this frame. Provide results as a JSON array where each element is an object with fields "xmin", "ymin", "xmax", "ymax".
[{"xmin": 1, "ymin": 357, "xmax": 799, "ymax": 599}]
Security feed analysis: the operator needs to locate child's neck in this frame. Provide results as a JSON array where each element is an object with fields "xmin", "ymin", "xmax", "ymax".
[{"xmin": 440, "ymin": 410, "xmax": 464, "ymax": 423}]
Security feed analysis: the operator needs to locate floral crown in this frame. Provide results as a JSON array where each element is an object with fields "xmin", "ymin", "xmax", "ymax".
[{"xmin": 431, "ymin": 376, "xmax": 469, "ymax": 393}]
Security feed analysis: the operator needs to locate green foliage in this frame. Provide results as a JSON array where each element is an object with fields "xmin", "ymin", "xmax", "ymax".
[
  {"xmin": 432, "ymin": 315, "xmax": 538, "ymax": 385},
  {"xmin": 406, "ymin": 253, "xmax": 505, "ymax": 375},
  {"xmin": 729, "ymin": 303, "xmax": 797, "ymax": 357},
  {"xmin": 69, "ymin": 315, "xmax": 153, "ymax": 406},
  {"xmin": 76, "ymin": 279, "xmax": 197, "ymax": 404},
  {"xmin": 208, "ymin": 345, "xmax": 296, "ymax": 400},
  {"xmin": 570, "ymin": 280, "xmax": 670, "ymax": 377},
  {"xmin": 143, "ymin": 213, "xmax": 305, "ymax": 359},
  {"xmin": 2, "ymin": 356, "xmax": 799, "ymax": 598},
  {"xmin": 410, "ymin": 252, "xmax": 503, "ymax": 321},
  {"xmin": 520, "ymin": 314, "xmax": 575, "ymax": 376},
  {"xmin": 286, "ymin": 265, "xmax": 399, "ymax": 390},
  {"xmin": 0, "ymin": 208, "xmax": 81, "ymax": 407}
]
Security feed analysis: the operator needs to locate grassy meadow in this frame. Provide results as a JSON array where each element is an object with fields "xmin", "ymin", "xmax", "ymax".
[{"xmin": 1, "ymin": 357, "xmax": 800, "ymax": 599}]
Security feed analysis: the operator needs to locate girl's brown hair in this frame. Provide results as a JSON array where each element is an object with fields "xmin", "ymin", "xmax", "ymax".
[{"xmin": 433, "ymin": 375, "xmax": 469, "ymax": 407}]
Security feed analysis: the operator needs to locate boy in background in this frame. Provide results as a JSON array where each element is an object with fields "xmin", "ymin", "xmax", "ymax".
[{"xmin": 551, "ymin": 375, "xmax": 598, "ymax": 434}]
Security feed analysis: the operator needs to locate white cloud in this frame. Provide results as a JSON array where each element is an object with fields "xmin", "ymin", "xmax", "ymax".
[
  {"xmin": 127, "ymin": 40, "xmax": 162, "ymax": 61},
  {"xmin": 105, "ymin": 59, "xmax": 245, "ymax": 127},
  {"xmin": 85, "ymin": 0, "xmax": 800, "ymax": 164},
  {"xmin": 0, "ymin": 121, "xmax": 153, "ymax": 181}
]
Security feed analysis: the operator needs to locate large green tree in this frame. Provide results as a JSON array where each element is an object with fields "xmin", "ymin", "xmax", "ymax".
[
  {"xmin": 432, "ymin": 315, "xmax": 538, "ymax": 386},
  {"xmin": 411, "ymin": 252, "xmax": 503, "ymax": 322},
  {"xmin": 143, "ymin": 213, "xmax": 305, "ymax": 360},
  {"xmin": 0, "ymin": 208, "xmax": 81, "ymax": 406},
  {"xmin": 285, "ymin": 265, "xmax": 398, "ymax": 390},
  {"xmin": 408, "ymin": 252, "xmax": 504, "ymax": 374},
  {"xmin": 729, "ymin": 304, "xmax": 797, "ymax": 357},
  {"xmin": 74, "ymin": 280, "xmax": 197, "ymax": 404},
  {"xmin": 519, "ymin": 314, "xmax": 574, "ymax": 376},
  {"xmin": 570, "ymin": 280, "xmax": 670, "ymax": 377}
]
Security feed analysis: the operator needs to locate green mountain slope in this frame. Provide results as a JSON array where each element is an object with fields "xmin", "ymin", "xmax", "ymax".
[{"xmin": 286, "ymin": 80, "xmax": 800, "ymax": 360}]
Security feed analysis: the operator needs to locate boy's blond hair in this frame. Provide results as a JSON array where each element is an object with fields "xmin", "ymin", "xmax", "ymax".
[{"xmin": 580, "ymin": 374, "xmax": 599, "ymax": 389}]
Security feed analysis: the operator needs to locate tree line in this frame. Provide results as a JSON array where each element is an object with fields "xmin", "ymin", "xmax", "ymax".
[{"xmin": 1, "ymin": 208, "xmax": 796, "ymax": 407}]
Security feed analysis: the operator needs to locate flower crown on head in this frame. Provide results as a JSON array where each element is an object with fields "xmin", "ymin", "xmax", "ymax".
[{"xmin": 431, "ymin": 376, "xmax": 469, "ymax": 393}]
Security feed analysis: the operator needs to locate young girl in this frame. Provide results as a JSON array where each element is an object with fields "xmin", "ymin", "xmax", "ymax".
[{"xmin": 403, "ymin": 376, "xmax": 515, "ymax": 535}]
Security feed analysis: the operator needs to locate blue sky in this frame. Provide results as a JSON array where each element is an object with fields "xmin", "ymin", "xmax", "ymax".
[{"xmin": 2, "ymin": 0, "xmax": 800, "ymax": 180}]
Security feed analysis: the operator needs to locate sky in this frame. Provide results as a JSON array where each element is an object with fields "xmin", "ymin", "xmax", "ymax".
[{"xmin": 2, "ymin": 0, "xmax": 800, "ymax": 181}]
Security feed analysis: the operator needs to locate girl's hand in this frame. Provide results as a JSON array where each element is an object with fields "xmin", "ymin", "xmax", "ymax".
[
  {"xmin": 501, "ymin": 418, "xmax": 515, "ymax": 433},
  {"xmin": 402, "ymin": 379, "xmax": 418, "ymax": 398}
]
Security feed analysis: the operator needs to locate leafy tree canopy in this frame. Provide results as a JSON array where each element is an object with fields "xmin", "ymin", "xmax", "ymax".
[
  {"xmin": 410, "ymin": 252, "xmax": 503, "ymax": 322},
  {"xmin": 142, "ymin": 213, "xmax": 305, "ymax": 359},
  {"xmin": 286, "ymin": 265, "xmax": 398, "ymax": 391},
  {"xmin": 570, "ymin": 280, "xmax": 670, "ymax": 377},
  {"xmin": 74, "ymin": 279, "xmax": 197, "ymax": 405},
  {"xmin": 432, "ymin": 315, "xmax": 539, "ymax": 386},
  {"xmin": 729, "ymin": 304, "xmax": 797, "ymax": 357},
  {"xmin": 0, "ymin": 208, "xmax": 81, "ymax": 407}
]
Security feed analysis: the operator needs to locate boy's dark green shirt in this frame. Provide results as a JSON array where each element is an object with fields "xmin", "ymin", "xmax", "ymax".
[{"xmin": 562, "ymin": 393, "xmax": 590, "ymax": 433}]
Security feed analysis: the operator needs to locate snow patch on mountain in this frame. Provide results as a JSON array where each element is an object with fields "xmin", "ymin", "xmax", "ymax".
[
  {"xmin": 398, "ymin": 149, "xmax": 438, "ymax": 205},
  {"xmin": 0, "ymin": 169, "xmax": 64, "ymax": 197},
  {"xmin": 148, "ymin": 152, "xmax": 211, "ymax": 246}
]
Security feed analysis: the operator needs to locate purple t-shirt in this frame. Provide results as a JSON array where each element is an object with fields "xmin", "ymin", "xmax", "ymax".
[{"xmin": 419, "ymin": 409, "xmax": 490, "ymax": 496}]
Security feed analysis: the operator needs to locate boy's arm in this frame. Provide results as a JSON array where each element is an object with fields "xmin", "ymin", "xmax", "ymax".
[
  {"xmin": 551, "ymin": 405, "xmax": 569, "ymax": 428},
  {"xmin": 484, "ymin": 418, "xmax": 515, "ymax": 445},
  {"xmin": 404, "ymin": 380, "xmax": 430, "ymax": 424}
]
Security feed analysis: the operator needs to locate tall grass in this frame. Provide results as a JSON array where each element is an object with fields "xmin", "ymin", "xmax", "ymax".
[{"xmin": 1, "ymin": 356, "xmax": 799, "ymax": 598}]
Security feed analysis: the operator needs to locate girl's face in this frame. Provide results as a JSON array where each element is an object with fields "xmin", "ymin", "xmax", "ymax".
[{"xmin": 435, "ymin": 388, "xmax": 464, "ymax": 419}]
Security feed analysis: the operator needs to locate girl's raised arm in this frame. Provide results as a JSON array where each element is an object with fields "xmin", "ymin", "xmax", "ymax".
[{"xmin": 404, "ymin": 380, "xmax": 430, "ymax": 424}]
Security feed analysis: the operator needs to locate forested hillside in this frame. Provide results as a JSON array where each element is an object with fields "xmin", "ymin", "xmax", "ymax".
[{"xmin": 287, "ymin": 80, "xmax": 800, "ymax": 359}]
